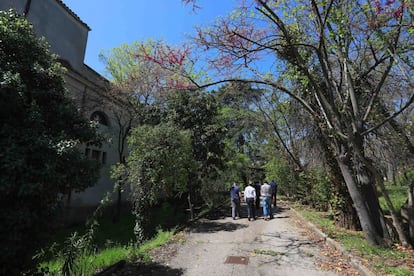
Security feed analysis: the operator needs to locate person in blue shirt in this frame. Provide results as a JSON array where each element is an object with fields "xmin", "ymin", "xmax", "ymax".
[{"xmin": 229, "ymin": 182, "xmax": 242, "ymax": 220}]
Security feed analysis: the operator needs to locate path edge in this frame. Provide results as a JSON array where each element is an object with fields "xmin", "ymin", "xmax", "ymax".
[{"xmin": 289, "ymin": 207, "xmax": 376, "ymax": 276}]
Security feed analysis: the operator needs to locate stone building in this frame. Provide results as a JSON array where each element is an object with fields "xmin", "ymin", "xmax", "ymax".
[{"xmin": 0, "ymin": 0, "xmax": 128, "ymax": 222}]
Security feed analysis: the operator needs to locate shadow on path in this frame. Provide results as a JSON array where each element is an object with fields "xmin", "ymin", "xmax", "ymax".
[
  {"xmin": 96, "ymin": 261, "xmax": 184, "ymax": 276},
  {"xmin": 191, "ymin": 220, "xmax": 248, "ymax": 233},
  {"xmin": 189, "ymin": 203, "xmax": 292, "ymax": 233},
  {"xmin": 204, "ymin": 201, "xmax": 290, "ymax": 220}
]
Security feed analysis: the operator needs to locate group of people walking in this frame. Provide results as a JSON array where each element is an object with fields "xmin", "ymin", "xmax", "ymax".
[{"xmin": 229, "ymin": 180, "xmax": 278, "ymax": 221}]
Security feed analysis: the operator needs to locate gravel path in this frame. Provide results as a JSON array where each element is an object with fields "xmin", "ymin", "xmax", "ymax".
[{"xmin": 143, "ymin": 202, "xmax": 361, "ymax": 276}]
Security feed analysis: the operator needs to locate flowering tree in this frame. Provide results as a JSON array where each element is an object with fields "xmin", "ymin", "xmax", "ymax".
[
  {"xmin": 101, "ymin": 40, "xmax": 227, "ymax": 238},
  {"xmin": 101, "ymin": 40, "xmax": 182, "ymax": 222},
  {"xmin": 138, "ymin": 0, "xmax": 414, "ymax": 247}
]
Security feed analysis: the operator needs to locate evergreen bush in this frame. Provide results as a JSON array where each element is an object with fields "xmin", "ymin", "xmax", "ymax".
[{"xmin": 0, "ymin": 10, "xmax": 100, "ymax": 274}]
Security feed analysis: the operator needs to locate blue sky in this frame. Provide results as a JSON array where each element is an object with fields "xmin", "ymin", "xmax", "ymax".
[{"xmin": 62, "ymin": 0, "xmax": 237, "ymax": 77}]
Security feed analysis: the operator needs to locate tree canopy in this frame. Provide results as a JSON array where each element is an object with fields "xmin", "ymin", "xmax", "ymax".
[{"xmin": 131, "ymin": 0, "xmax": 414, "ymax": 247}]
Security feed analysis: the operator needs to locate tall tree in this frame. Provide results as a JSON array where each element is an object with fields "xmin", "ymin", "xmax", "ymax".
[
  {"xmin": 102, "ymin": 41, "xmax": 228, "ymax": 226},
  {"xmin": 100, "ymin": 40, "xmax": 171, "ymax": 221},
  {"xmin": 116, "ymin": 0, "xmax": 413, "ymax": 246},
  {"xmin": 164, "ymin": 0, "xmax": 414, "ymax": 246},
  {"xmin": 0, "ymin": 10, "xmax": 100, "ymax": 274},
  {"xmin": 166, "ymin": 89, "xmax": 228, "ymax": 210},
  {"xmin": 216, "ymin": 82, "xmax": 265, "ymax": 183}
]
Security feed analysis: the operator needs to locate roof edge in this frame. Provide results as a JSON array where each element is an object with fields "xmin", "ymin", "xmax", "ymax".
[{"xmin": 57, "ymin": 0, "xmax": 91, "ymax": 31}]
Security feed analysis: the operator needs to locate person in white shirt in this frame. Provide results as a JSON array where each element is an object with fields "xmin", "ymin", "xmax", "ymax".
[{"xmin": 244, "ymin": 181, "xmax": 256, "ymax": 221}]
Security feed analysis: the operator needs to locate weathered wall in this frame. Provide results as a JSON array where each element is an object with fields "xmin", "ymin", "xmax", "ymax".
[{"xmin": 0, "ymin": 0, "xmax": 89, "ymax": 73}]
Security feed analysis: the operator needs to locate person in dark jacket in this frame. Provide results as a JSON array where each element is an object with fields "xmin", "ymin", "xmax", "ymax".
[
  {"xmin": 229, "ymin": 182, "xmax": 242, "ymax": 220},
  {"xmin": 254, "ymin": 182, "xmax": 261, "ymax": 210},
  {"xmin": 270, "ymin": 180, "xmax": 278, "ymax": 210}
]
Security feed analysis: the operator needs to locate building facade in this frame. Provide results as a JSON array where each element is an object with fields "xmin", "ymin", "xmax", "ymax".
[{"xmin": 0, "ymin": 0, "xmax": 128, "ymax": 222}]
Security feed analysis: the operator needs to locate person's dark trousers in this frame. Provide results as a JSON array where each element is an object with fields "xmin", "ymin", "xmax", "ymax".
[
  {"xmin": 246, "ymin": 198, "xmax": 256, "ymax": 220},
  {"xmin": 231, "ymin": 198, "xmax": 241, "ymax": 219},
  {"xmin": 272, "ymin": 192, "xmax": 277, "ymax": 210},
  {"xmin": 254, "ymin": 185, "xmax": 260, "ymax": 209}
]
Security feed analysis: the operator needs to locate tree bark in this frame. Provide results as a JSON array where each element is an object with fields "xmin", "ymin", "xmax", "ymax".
[
  {"xmin": 407, "ymin": 183, "xmax": 414, "ymax": 243},
  {"xmin": 337, "ymin": 155, "xmax": 390, "ymax": 246},
  {"xmin": 377, "ymin": 177, "xmax": 412, "ymax": 248},
  {"xmin": 112, "ymin": 184, "xmax": 122, "ymax": 223},
  {"xmin": 338, "ymin": 159, "xmax": 384, "ymax": 245},
  {"xmin": 317, "ymin": 130, "xmax": 360, "ymax": 230},
  {"xmin": 364, "ymin": 158, "xmax": 413, "ymax": 248},
  {"xmin": 188, "ymin": 193, "xmax": 194, "ymax": 220},
  {"xmin": 330, "ymin": 172, "xmax": 361, "ymax": 230}
]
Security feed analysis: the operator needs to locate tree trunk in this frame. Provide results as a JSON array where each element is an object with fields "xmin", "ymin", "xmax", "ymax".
[
  {"xmin": 378, "ymin": 178, "xmax": 412, "ymax": 248},
  {"xmin": 187, "ymin": 193, "xmax": 194, "ymax": 220},
  {"xmin": 112, "ymin": 184, "xmax": 122, "ymax": 223},
  {"xmin": 407, "ymin": 183, "xmax": 414, "ymax": 243},
  {"xmin": 365, "ymin": 159, "xmax": 413, "ymax": 248},
  {"xmin": 331, "ymin": 172, "xmax": 361, "ymax": 230},
  {"xmin": 113, "ymin": 158, "xmax": 127, "ymax": 223},
  {"xmin": 337, "ymin": 156, "xmax": 390, "ymax": 246},
  {"xmin": 318, "ymin": 131, "xmax": 360, "ymax": 230}
]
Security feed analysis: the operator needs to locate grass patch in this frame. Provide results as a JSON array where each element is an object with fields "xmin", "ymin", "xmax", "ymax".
[
  {"xmin": 37, "ymin": 207, "xmax": 179, "ymax": 276},
  {"xmin": 292, "ymin": 204, "xmax": 338, "ymax": 238},
  {"xmin": 94, "ymin": 245, "xmax": 133, "ymax": 267},
  {"xmin": 253, "ymin": 249, "xmax": 286, "ymax": 256},
  {"xmin": 39, "ymin": 228, "xmax": 175, "ymax": 275},
  {"xmin": 134, "ymin": 228, "xmax": 175, "ymax": 262},
  {"xmin": 39, "ymin": 244, "xmax": 133, "ymax": 275}
]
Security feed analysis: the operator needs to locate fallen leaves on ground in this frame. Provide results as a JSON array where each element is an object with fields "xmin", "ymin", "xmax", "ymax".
[
  {"xmin": 289, "ymin": 209, "xmax": 414, "ymax": 276},
  {"xmin": 290, "ymin": 212, "xmax": 360, "ymax": 276}
]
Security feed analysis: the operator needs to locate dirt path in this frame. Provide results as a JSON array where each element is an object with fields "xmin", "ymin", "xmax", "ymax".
[
  {"xmin": 147, "ymin": 202, "xmax": 360, "ymax": 276},
  {"xmin": 113, "ymin": 201, "xmax": 361, "ymax": 275}
]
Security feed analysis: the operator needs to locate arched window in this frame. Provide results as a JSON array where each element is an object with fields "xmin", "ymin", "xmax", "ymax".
[{"xmin": 90, "ymin": 111, "xmax": 109, "ymax": 126}]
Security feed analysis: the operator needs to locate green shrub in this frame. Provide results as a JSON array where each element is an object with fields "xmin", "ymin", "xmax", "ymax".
[
  {"xmin": 264, "ymin": 156, "xmax": 298, "ymax": 198},
  {"xmin": 303, "ymin": 169, "xmax": 332, "ymax": 211},
  {"xmin": 265, "ymin": 157, "xmax": 333, "ymax": 210},
  {"xmin": 396, "ymin": 169, "xmax": 414, "ymax": 186}
]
